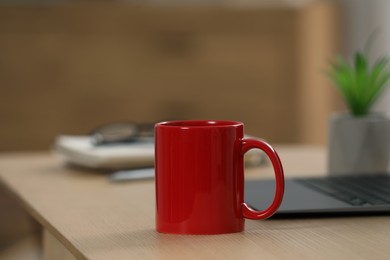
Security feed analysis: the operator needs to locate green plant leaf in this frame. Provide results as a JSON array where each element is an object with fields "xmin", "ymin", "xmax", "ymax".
[
  {"xmin": 363, "ymin": 58, "xmax": 389, "ymax": 108},
  {"xmin": 327, "ymin": 50, "xmax": 390, "ymax": 116},
  {"xmin": 328, "ymin": 57, "xmax": 360, "ymax": 115}
]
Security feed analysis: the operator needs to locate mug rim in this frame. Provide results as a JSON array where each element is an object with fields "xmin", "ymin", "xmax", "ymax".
[{"xmin": 156, "ymin": 120, "xmax": 243, "ymax": 128}]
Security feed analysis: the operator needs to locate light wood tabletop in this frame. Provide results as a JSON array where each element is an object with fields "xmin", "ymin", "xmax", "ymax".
[{"xmin": 0, "ymin": 145, "xmax": 390, "ymax": 260}]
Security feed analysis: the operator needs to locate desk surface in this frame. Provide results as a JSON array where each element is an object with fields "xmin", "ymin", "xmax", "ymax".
[{"xmin": 0, "ymin": 145, "xmax": 390, "ymax": 260}]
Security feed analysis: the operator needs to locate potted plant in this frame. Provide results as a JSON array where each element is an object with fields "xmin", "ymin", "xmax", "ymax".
[{"xmin": 327, "ymin": 50, "xmax": 390, "ymax": 175}]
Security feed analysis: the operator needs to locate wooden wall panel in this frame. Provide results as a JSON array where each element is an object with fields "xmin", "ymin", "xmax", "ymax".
[{"xmin": 0, "ymin": 2, "xmax": 340, "ymax": 151}]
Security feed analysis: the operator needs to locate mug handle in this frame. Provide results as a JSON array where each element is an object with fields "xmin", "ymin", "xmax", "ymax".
[{"xmin": 241, "ymin": 139, "xmax": 285, "ymax": 219}]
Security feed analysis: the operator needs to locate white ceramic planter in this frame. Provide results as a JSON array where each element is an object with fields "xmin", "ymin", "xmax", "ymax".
[{"xmin": 328, "ymin": 113, "xmax": 390, "ymax": 175}]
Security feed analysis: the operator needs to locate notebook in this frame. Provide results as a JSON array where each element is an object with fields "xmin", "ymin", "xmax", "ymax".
[
  {"xmin": 245, "ymin": 173, "xmax": 390, "ymax": 216},
  {"xmin": 55, "ymin": 135, "xmax": 155, "ymax": 169}
]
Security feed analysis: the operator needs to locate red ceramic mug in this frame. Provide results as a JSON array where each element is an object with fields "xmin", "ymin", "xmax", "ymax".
[{"xmin": 155, "ymin": 120, "xmax": 284, "ymax": 234}]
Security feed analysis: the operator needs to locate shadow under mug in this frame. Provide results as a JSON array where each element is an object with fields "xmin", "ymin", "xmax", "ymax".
[{"xmin": 155, "ymin": 120, "xmax": 284, "ymax": 234}]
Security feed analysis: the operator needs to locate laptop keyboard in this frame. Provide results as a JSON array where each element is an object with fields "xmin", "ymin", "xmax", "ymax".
[{"xmin": 297, "ymin": 174, "xmax": 390, "ymax": 206}]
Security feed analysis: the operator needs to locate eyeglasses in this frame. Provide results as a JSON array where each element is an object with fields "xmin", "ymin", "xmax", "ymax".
[{"xmin": 90, "ymin": 122, "xmax": 155, "ymax": 145}]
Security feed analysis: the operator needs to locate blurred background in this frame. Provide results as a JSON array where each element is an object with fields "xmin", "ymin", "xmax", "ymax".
[
  {"xmin": 0, "ymin": 0, "xmax": 389, "ymax": 150},
  {"xmin": 1, "ymin": 1, "xmax": 390, "ymax": 258}
]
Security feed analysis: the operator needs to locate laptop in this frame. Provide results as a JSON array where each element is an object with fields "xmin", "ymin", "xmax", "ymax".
[{"xmin": 245, "ymin": 173, "xmax": 390, "ymax": 217}]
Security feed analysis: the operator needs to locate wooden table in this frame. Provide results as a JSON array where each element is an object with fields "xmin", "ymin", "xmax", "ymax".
[{"xmin": 0, "ymin": 145, "xmax": 390, "ymax": 260}]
